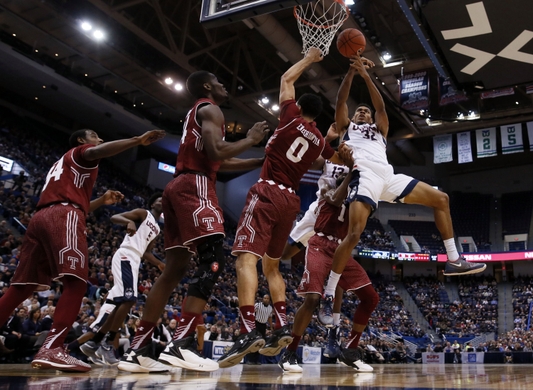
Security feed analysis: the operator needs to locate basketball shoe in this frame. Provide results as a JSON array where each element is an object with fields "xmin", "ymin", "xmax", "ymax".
[
  {"xmin": 158, "ymin": 335, "xmax": 218, "ymax": 372},
  {"xmin": 318, "ymin": 294, "xmax": 334, "ymax": 327},
  {"xmin": 323, "ymin": 326, "xmax": 340, "ymax": 359},
  {"xmin": 338, "ymin": 347, "xmax": 373, "ymax": 372},
  {"xmin": 278, "ymin": 349, "xmax": 303, "ymax": 373},
  {"xmin": 217, "ymin": 329, "xmax": 265, "ymax": 368},
  {"xmin": 31, "ymin": 347, "xmax": 91, "ymax": 372},
  {"xmin": 259, "ymin": 325, "xmax": 292, "ymax": 356},
  {"xmin": 117, "ymin": 344, "xmax": 170, "ymax": 373},
  {"xmin": 443, "ymin": 257, "xmax": 486, "ymax": 276},
  {"xmin": 95, "ymin": 344, "xmax": 120, "ymax": 366}
]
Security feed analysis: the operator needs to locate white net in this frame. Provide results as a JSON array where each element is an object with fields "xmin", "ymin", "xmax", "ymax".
[{"xmin": 294, "ymin": 0, "xmax": 349, "ymax": 56}]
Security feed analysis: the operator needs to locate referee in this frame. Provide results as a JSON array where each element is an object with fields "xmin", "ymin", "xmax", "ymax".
[{"xmin": 247, "ymin": 294, "xmax": 273, "ymax": 364}]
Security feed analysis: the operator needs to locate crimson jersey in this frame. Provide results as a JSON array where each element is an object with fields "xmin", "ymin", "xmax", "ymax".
[
  {"xmin": 314, "ymin": 199, "xmax": 348, "ymax": 239},
  {"xmin": 37, "ymin": 144, "xmax": 99, "ymax": 214},
  {"xmin": 175, "ymin": 98, "xmax": 224, "ymax": 182},
  {"xmin": 260, "ymin": 100, "xmax": 334, "ymax": 190}
]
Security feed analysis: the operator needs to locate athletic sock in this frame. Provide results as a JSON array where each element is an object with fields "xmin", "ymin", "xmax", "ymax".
[
  {"xmin": 444, "ymin": 238, "xmax": 460, "ymax": 262},
  {"xmin": 239, "ymin": 305, "xmax": 256, "ymax": 334},
  {"xmin": 130, "ymin": 320, "xmax": 156, "ymax": 350},
  {"xmin": 273, "ymin": 301, "xmax": 287, "ymax": 329},
  {"xmin": 324, "ymin": 271, "xmax": 341, "ymax": 296},
  {"xmin": 287, "ymin": 334, "xmax": 301, "ymax": 351}
]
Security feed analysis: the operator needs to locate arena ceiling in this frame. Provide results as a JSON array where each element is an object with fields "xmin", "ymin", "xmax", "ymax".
[{"xmin": 0, "ymin": 0, "xmax": 532, "ymax": 165}]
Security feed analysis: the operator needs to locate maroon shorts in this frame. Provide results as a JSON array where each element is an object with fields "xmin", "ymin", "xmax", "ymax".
[
  {"xmin": 297, "ymin": 235, "xmax": 371, "ymax": 295},
  {"xmin": 11, "ymin": 204, "xmax": 88, "ymax": 291},
  {"xmin": 163, "ymin": 173, "xmax": 224, "ymax": 252},
  {"xmin": 232, "ymin": 181, "xmax": 300, "ymax": 259}
]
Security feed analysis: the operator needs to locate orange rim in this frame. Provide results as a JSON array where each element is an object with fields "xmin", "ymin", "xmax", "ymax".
[{"xmin": 293, "ymin": 1, "xmax": 349, "ymax": 30}]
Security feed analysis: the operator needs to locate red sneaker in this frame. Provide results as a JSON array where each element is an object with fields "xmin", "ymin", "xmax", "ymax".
[{"xmin": 31, "ymin": 347, "xmax": 91, "ymax": 372}]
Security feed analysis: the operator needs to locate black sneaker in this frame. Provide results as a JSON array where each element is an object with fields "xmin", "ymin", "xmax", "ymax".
[
  {"xmin": 217, "ymin": 329, "xmax": 265, "ymax": 368},
  {"xmin": 338, "ymin": 347, "xmax": 373, "ymax": 372},
  {"xmin": 259, "ymin": 325, "xmax": 293, "ymax": 356},
  {"xmin": 323, "ymin": 326, "xmax": 340, "ymax": 359},
  {"xmin": 117, "ymin": 344, "xmax": 169, "ymax": 373},
  {"xmin": 278, "ymin": 349, "xmax": 302, "ymax": 373},
  {"xmin": 158, "ymin": 336, "xmax": 218, "ymax": 372},
  {"xmin": 443, "ymin": 257, "xmax": 487, "ymax": 276}
]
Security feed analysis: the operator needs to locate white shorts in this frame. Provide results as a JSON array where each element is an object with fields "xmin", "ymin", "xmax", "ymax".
[
  {"xmin": 347, "ymin": 160, "xmax": 418, "ymax": 210},
  {"xmin": 288, "ymin": 199, "xmax": 319, "ymax": 247},
  {"xmin": 108, "ymin": 248, "xmax": 141, "ymax": 303},
  {"xmin": 90, "ymin": 301, "xmax": 116, "ymax": 332}
]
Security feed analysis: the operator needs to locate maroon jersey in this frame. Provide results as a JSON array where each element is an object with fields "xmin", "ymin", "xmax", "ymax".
[
  {"xmin": 314, "ymin": 199, "xmax": 348, "ymax": 239},
  {"xmin": 175, "ymin": 98, "xmax": 225, "ymax": 182},
  {"xmin": 37, "ymin": 144, "xmax": 99, "ymax": 214},
  {"xmin": 260, "ymin": 100, "xmax": 334, "ymax": 190}
]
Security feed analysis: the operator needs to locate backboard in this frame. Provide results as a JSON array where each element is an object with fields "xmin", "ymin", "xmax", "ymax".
[{"xmin": 200, "ymin": 0, "xmax": 314, "ymax": 28}]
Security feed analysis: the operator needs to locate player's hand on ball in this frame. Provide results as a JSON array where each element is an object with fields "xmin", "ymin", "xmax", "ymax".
[{"xmin": 247, "ymin": 121, "xmax": 269, "ymax": 144}]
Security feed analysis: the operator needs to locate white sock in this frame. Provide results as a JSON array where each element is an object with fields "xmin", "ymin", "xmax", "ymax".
[
  {"xmin": 444, "ymin": 238, "xmax": 460, "ymax": 262},
  {"xmin": 333, "ymin": 313, "xmax": 341, "ymax": 326},
  {"xmin": 324, "ymin": 271, "xmax": 341, "ymax": 296}
]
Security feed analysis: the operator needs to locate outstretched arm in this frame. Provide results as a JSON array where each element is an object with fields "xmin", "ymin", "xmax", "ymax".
[
  {"xmin": 200, "ymin": 104, "xmax": 269, "ymax": 161},
  {"xmin": 279, "ymin": 47, "xmax": 323, "ymax": 103},
  {"xmin": 110, "ymin": 208, "xmax": 148, "ymax": 236},
  {"xmin": 351, "ymin": 54, "xmax": 389, "ymax": 137},
  {"xmin": 89, "ymin": 190, "xmax": 124, "ymax": 213},
  {"xmin": 84, "ymin": 130, "xmax": 166, "ymax": 161},
  {"xmin": 219, "ymin": 157, "xmax": 264, "ymax": 172},
  {"xmin": 336, "ymin": 68, "xmax": 357, "ymax": 133}
]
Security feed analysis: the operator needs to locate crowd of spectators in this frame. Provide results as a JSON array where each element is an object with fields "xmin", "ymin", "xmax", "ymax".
[{"xmin": 512, "ymin": 276, "xmax": 533, "ymax": 330}]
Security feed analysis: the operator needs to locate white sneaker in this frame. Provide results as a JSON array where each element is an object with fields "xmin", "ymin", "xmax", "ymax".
[
  {"xmin": 338, "ymin": 348, "xmax": 374, "ymax": 372},
  {"xmin": 118, "ymin": 345, "xmax": 170, "ymax": 373},
  {"xmin": 278, "ymin": 350, "xmax": 303, "ymax": 373},
  {"xmin": 158, "ymin": 337, "xmax": 218, "ymax": 372}
]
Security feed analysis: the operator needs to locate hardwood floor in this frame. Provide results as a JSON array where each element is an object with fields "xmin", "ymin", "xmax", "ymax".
[{"xmin": 0, "ymin": 363, "xmax": 531, "ymax": 389}]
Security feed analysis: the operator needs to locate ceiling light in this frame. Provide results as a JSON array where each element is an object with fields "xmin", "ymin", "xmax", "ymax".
[
  {"xmin": 382, "ymin": 52, "xmax": 392, "ymax": 61},
  {"xmin": 12, "ymin": 33, "xmax": 16, "ymax": 37},
  {"xmin": 81, "ymin": 22, "xmax": 92, "ymax": 31},
  {"xmin": 93, "ymin": 30, "xmax": 105, "ymax": 40},
  {"xmin": 272, "ymin": 104, "xmax": 279, "ymax": 111},
  {"xmin": 34, "ymin": 97, "xmax": 38, "ymax": 100},
  {"xmin": 55, "ymin": 53, "xmax": 59, "ymax": 57},
  {"xmin": 345, "ymin": 0, "xmax": 355, "ymax": 5},
  {"xmin": 42, "ymin": 85, "xmax": 46, "ymax": 89},
  {"xmin": 261, "ymin": 97, "xmax": 269, "ymax": 104},
  {"xmin": 174, "ymin": 83, "xmax": 183, "ymax": 91},
  {"xmin": 165, "ymin": 77, "xmax": 173, "ymax": 85},
  {"xmin": 516, "ymin": 101, "xmax": 519, "ymax": 105}
]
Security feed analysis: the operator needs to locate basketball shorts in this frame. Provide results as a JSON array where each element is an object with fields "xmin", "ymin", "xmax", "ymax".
[
  {"xmin": 107, "ymin": 248, "xmax": 141, "ymax": 303},
  {"xmin": 11, "ymin": 204, "xmax": 88, "ymax": 290},
  {"xmin": 90, "ymin": 301, "xmax": 116, "ymax": 332},
  {"xmin": 297, "ymin": 235, "xmax": 371, "ymax": 295},
  {"xmin": 346, "ymin": 160, "xmax": 418, "ymax": 211},
  {"xmin": 162, "ymin": 173, "xmax": 225, "ymax": 253},
  {"xmin": 232, "ymin": 181, "xmax": 300, "ymax": 259},
  {"xmin": 288, "ymin": 199, "xmax": 319, "ymax": 248}
]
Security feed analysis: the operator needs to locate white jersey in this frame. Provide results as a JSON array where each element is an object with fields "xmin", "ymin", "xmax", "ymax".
[
  {"xmin": 120, "ymin": 211, "xmax": 160, "ymax": 257},
  {"xmin": 315, "ymin": 160, "xmax": 350, "ymax": 198},
  {"xmin": 343, "ymin": 121, "xmax": 388, "ymax": 166}
]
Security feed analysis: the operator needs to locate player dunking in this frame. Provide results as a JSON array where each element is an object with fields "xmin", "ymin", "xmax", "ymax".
[
  {"xmin": 217, "ymin": 47, "xmax": 352, "ymax": 368},
  {"xmin": 319, "ymin": 53, "xmax": 486, "ymax": 324},
  {"xmin": 0, "ymin": 128, "xmax": 165, "ymax": 372},
  {"xmin": 74, "ymin": 193, "xmax": 165, "ymax": 366},
  {"xmin": 117, "ymin": 71, "xmax": 269, "ymax": 373},
  {"xmin": 278, "ymin": 153, "xmax": 377, "ymax": 373}
]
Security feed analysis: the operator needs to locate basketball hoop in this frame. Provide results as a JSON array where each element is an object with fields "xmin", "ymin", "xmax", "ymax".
[{"xmin": 294, "ymin": 0, "xmax": 349, "ymax": 56}]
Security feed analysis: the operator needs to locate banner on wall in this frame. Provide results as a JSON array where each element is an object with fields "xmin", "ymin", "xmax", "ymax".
[
  {"xmin": 481, "ymin": 87, "xmax": 514, "ymax": 99},
  {"xmin": 457, "ymin": 132, "xmax": 473, "ymax": 164},
  {"xmin": 462, "ymin": 352, "xmax": 485, "ymax": 364},
  {"xmin": 212, "ymin": 341, "xmax": 234, "ymax": 361},
  {"xmin": 475, "ymin": 128, "xmax": 497, "ymax": 158},
  {"xmin": 422, "ymin": 352, "xmax": 444, "ymax": 364},
  {"xmin": 526, "ymin": 122, "xmax": 533, "ymax": 149},
  {"xmin": 433, "ymin": 134, "xmax": 452, "ymax": 164},
  {"xmin": 500, "ymin": 123, "xmax": 524, "ymax": 154},
  {"xmin": 400, "ymin": 71, "xmax": 429, "ymax": 110},
  {"xmin": 301, "ymin": 346, "xmax": 322, "ymax": 364},
  {"xmin": 438, "ymin": 77, "xmax": 467, "ymax": 106}
]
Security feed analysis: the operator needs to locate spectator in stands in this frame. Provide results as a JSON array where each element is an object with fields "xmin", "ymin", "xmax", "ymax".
[{"xmin": 11, "ymin": 171, "xmax": 26, "ymax": 192}]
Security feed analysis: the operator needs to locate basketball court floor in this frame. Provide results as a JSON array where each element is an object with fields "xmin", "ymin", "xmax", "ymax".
[{"xmin": 0, "ymin": 363, "xmax": 531, "ymax": 389}]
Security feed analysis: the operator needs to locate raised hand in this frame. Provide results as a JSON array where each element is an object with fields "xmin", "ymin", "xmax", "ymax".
[
  {"xmin": 246, "ymin": 121, "xmax": 269, "ymax": 144},
  {"xmin": 101, "ymin": 190, "xmax": 124, "ymax": 205},
  {"xmin": 138, "ymin": 130, "xmax": 166, "ymax": 145},
  {"xmin": 306, "ymin": 47, "xmax": 324, "ymax": 63},
  {"xmin": 349, "ymin": 51, "xmax": 375, "ymax": 74}
]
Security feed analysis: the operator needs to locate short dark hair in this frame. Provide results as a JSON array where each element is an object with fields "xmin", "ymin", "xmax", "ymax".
[
  {"xmin": 147, "ymin": 192, "xmax": 163, "ymax": 209},
  {"xmin": 356, "ymin": 103, "xmax": 374, "ymax": 116},
  {"xmin": 187, "ymin": 71, "xmax": 213, "ymax": 98},
  {"xmin": 69, "ymin": 129, "xmax": 89, "ymax": 148},
  {"xmin": 297, "ymin": 93, "xmax": 323, "ymax": 119}
]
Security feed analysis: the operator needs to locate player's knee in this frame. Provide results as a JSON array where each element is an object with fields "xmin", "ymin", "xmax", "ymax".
[
  {"xmin": 303, "ymin": 294, "xmax": 320, "ymax": 309},
  {"xmin": 364, "ymin": 288, "xmax": 380, "ymax": 312},
  {"xmin": 262, "ymin": 259, "xmax": 280, "ymax": 277},
  {"xmin": 345, "ymin": 231, "xmax": 360, "ymax": 246},
  {"xmin": 188, "ymin": 236, "xmax": 226, "ymax": 301}
]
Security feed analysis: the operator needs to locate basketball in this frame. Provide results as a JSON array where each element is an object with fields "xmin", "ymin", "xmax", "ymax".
[{"xmin": 336, "ymin": 29, "xmax": 366, "ymax": 58}]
